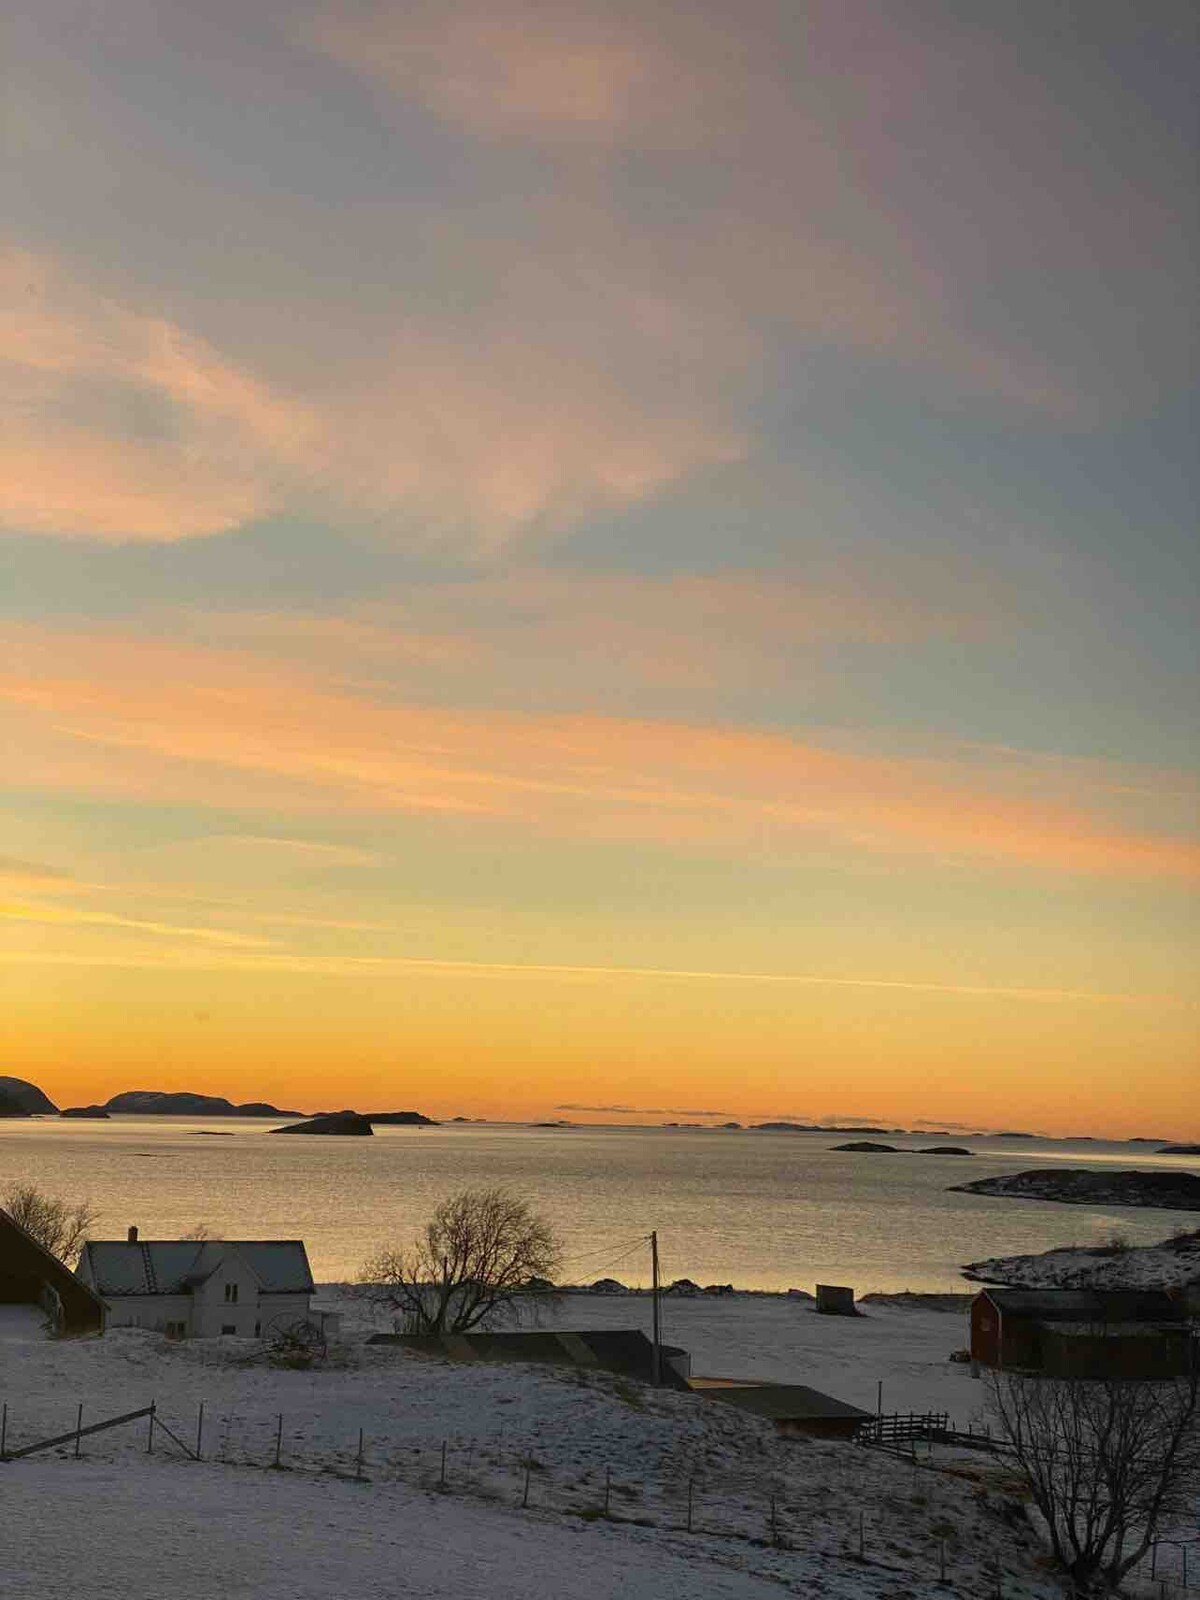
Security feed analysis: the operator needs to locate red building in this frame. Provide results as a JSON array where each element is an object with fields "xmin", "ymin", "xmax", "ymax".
[{"xmin": 971, "ymin": 1288, "xmax": 1194, "ymax": 1380}]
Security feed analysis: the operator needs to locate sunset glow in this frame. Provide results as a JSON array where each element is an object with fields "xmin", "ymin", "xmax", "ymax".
[{"xmin": 3, "ymin": 2, "xmax": 1196, "ymax": 1135}]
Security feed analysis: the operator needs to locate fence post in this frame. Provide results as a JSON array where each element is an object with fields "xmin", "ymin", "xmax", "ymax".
[
  {"xmin": 858, "ymin": 1510, "xmax": 864, "ymax": 1560},
  {"xmin": 522, "ymin": 1462, "xmax": 531, "ymax": 1508},
  {"xmin": 769, "ymin": 1495, "xmax": 778, "ymax": 1548},
  {"xmin": 939, "ymin": 1538, "xmax": 946, "ymax": 1583},
  {"xmin": 1182, "ymin": 1545, "xmax": 1188, "ymax": 1587},
  {"xmin": 74, "ymin": 1404, "xmax": 83, "ymax": 1459},
  {"xmin": 687, "ymin": 1476, "xmax": 694, "ymax": 1533},
  {"xmin": 1, "ymin": 1401, "xmax": 6, "ymax": 1459},
  {"xmin": 147, "ymin": 1401, "xmax": 155, "ymax": 1454},
  {"xmin": 604, "ymin": 1465, "xmax": 611, "ymax": 1517},
  {"xmin": 196, "ymin": 1403, "xmax": 204, "ymax": 1462},
  {"xmin": 356, "ymin": 1428, "xmax": 364, "ymax": 1481},
  {"xmin": 439, "ymin": 1440, "xmax": 447, "ymax": 1488},
  {"xmin": 274, "ymin": 1413, "xmax": 283, "ymax": 1468}
]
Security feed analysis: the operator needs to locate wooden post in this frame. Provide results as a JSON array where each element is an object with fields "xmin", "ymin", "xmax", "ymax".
[
  {"xmin": 769, "ymin": 1495, "xmax": 778, "ymax": 1548},
  {"xmin": 522, "ymin": 1462, "xmax": 531, "ymax": 1508},
  {"xmin": 604, "ymin": 1464, "xmax": 611, "ymax": 1516},
  {"xmin": 1152, "ymin": 1545, "xmax": 1158, "ymax": 1579},
  {"xmin": 876, "ymin": 1378, "xmax": 883, "ymax": 1416},
  {"xmin": 74, "ymin": 1404, "xmax": 83, "ymax": 1459},
  {"xmin": 274, "ymin": 1413, "xmax": 283, "ymax": 1468},
  {"xmin": 939, "ymin": 1538, "xmax": 946, "ymax": 1582},
  {"xmin": 439, "ymin": 1439, "xmax": 447, "ymax": 1487},
  {"xmin": 1, "ymin": 1401, "xmax": 7, "ymax": 1459},
  {"xmin": 858, "ymin": 1510, "xmax": 864, "ymax": 1559},
  {"xmin": 196, "ymin": 1403, "xmax": 204, "ymax": 1461},
  {"xmin": 650, "ymin": 1231, "xmax": 662, "ymax": 1386},
  {"xmin": 686, "ymin": 1476, "xmax": 694, "ymax": 1533},
  {"xmin": 356, "ymin": 1428, "xmax": 364, "ymax": 1480},
  {"xmin": 147, "ymin": 1401, "xmax": 155, "ymax": 1454}
]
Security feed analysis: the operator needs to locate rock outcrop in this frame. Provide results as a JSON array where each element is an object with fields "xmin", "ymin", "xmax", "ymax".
[
  {"xmin": 951, "ymin": 1168, "xmax": 1200, "ymax": 1211},
  {"xmin": 273, "ymin": 1111, "xmax": 374, "ymax": 1136},
  {"xmin": 0, "ymin": 1076, "xmax": 58, "ymax": 1114}
]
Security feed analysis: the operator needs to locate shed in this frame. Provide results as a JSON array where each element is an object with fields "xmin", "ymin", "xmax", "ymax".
[
  {"xmin": 0, "ymin": 1209, "xmax": 105, "ymax": 1336},
  {"xmin": 369, "ymin": 1328, "xmax": 692, "ymax": 1389},
  {"xmin": 692, "ymin": 1379, "xmax": 871, "ymax": 1439},
  {"xmin": 970, "ymin": 1288, "xmax": 1194, "ymax": 1378},
  {"xmin": 815, "ymin": 1284, "xmax": 857, "ymax": 1316}
]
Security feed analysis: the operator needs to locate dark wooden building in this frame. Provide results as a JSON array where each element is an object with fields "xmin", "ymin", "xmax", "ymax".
[
  {"xmin": 370, "ymin": 1328, "xmax": 692, "ymax": 1389},
  {"xmin": 971, "ymin": 1288, "xmax": 1194, "ymax": 1379},
  {"xmin": 0, "ymin": 1209, "xmax": 105, "ymax": 1336},
  {"xmin": 692, "ymin": 1378, "xmax": 871, "ymax": 1439}
]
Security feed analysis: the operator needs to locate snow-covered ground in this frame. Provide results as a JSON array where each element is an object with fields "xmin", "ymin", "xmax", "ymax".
[
  {"xmin": 962, "ymin": 1229, "xmax": 1200, "ymax": 1292},
  {"xmin": 0, "ymin": 1309, "xmax": 1064, "ymax": 1599},
  {"xmin": 327, "ymin": 1283, "xmax": 984, "ymax": 1421}
]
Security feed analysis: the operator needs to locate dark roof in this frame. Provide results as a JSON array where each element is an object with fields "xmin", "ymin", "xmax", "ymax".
[
  {"xmin": 79, "ymin": 1240, "xmax": 313, "ymax": 1296},
  {"xmin": 701, "ymin": 1383, "xmax": 871, "ymax": 1423},
  {"xmin": 0, "ymin": 1209, "xmax": 105, "ymax": 1334},
  {"xmin": 980, "ymin": 1288, "xmax": 1184, "ymax": 1323},
  {"xmin": 370, "ymin": 1328, "xmax": 691, "ymax": 1389}
]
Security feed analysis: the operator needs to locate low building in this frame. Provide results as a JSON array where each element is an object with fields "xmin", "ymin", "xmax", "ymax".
[
  {"xmin": 371, "ymin": 1328, "xmax": 692, "ymax": 1389},
  {"xmin": 76, "ymin": 1229, "xmax": 316, "ymax": 1339},
  {"xmin": 970, "ymin": 1288, "xmax": 1194, "ymax": 1379},
  {"xmin": 691, "ymin": 1378, "xmax": 871, "ymax": 1439},
  {"xmin": 0, "ymin": 1209, "xmax": 105, "ymax": 1336}
]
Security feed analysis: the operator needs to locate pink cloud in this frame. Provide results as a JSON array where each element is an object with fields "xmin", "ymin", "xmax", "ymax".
[{"xmin": 1, "ymin": 625, "xmax": 1194, "ymax": 881}]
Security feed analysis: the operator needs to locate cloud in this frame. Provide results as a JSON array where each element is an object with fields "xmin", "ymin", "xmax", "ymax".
[
  {"xmin": 0, "ymin": 899, "xmax": 274, "ymax": 949},
  {"xmin": 0, "ymin": 856, "xmax": 75, "ymax": 892},
  {"xmin": 557, "ymin": 1104, "xmax": 736, "ymax": 1117},
  {"xmin": 2, "ymin": 623, "xmax": 1196, "ymax": 885}
]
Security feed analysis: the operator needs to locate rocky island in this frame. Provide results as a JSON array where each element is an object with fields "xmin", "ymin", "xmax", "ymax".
[
  {"xmin": 273, "ymin": 1111, "xmax": 374, "ymax": 1136},
  {"xmin": 950, "ymin": 1167, "xmax": 1200, "ymax": 1211},
  {"xmin": 103, "ymin": 1090, "xmax": 302, "ymax": 1117},
  {"xmin": 0, "ymin": 1076, "xmax": 58, "ymax": 1114}
]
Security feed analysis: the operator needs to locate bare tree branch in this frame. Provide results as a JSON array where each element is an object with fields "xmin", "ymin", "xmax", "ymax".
[{"xmin": 2, "ymin": 1183, "xmax": 98, "ymax": 1265}]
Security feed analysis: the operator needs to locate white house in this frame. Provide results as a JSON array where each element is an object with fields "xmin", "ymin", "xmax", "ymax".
[{"xmin": 75, "ymin": 1229, "xmax": 320, "ymax": 1339}]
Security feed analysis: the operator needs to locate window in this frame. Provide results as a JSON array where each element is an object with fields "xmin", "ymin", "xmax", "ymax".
[
  {"xmin": 224, "ymin": 1282, "xmax": 239, "ymax": 1303},
  {"xmin": 221, "ymin": 1323, "xmax": 236, "ymax": 1335}
]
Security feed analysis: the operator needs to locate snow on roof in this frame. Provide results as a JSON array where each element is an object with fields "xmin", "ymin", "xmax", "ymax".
[{"xmin": 80, "ymin": 1240, "xmax": 313, "ymax": 1296}]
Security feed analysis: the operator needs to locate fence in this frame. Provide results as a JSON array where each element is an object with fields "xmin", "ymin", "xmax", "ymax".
[{"xmin": 0, "ymin": 1395, "xmax": 1035, "ymax": 1597}]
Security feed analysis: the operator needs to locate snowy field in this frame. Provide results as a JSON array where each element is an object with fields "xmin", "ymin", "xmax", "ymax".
[{"xmin": 0, "ymin": 1300, "xmax": 1072, "ymax": 1600}]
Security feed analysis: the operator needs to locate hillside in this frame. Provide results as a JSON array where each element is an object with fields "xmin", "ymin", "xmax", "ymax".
[{"xmin": 963, "ymin": 1228, "xmax": 1200, "ymax": 1292}]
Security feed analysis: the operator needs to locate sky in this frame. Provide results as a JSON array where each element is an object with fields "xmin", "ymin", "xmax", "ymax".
[{"xmin": 2, "ymin": 0, "xmax": 1197, "ymax": 1134}]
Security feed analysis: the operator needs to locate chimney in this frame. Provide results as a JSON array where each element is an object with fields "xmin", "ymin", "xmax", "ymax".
[{"xmin": 127, "ymin": 1225, "xmax": 139, "ymax": 1243}]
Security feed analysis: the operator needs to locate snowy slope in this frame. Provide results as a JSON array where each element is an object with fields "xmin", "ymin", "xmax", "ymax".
[
  {"xmin": 963, "ymin": 1229, "xmax": 1200, "ymax": 1290},
  {"xmin": 0, "ymin": 1318, "xmax": 1063, "ymax": 1599}
]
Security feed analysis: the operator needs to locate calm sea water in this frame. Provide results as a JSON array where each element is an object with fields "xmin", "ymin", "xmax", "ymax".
[{"xmin": 0, "ymin": 1120, "xmax": 1193, "ymax": 1293}]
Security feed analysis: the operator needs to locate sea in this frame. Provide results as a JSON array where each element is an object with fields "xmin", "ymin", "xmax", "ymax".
[{"xmin": 0, "ymin": 1120, "xmax": 1194, "ymax": 1293}]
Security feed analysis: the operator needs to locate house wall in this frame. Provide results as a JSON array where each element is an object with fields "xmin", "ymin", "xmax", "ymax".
[
  {"xmin": 103, "ymin": 1294, "xmax": 193, "ymax": 1335},
  {"xmin": 257, "ymin": 1293, "xmax": 315, "ymax": 1337},
  {"xmin": 1042, "ymin": 1329, "xmax": 1196, "ymax": 1380},
  {"xmin": 969, "ymin": 1296, "xmax": 1002, "ymax": 1367},
  {"xmin": 192, "ymin": 1256, "xmax": 267, "ymax": 1338}
]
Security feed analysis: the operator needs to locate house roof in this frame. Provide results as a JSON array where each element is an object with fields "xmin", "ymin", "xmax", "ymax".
[
  {"xmin": 79, "ymin": 1240, "xmax": 313, "ymax": 1296},
  {"xmin": 371, "ymin": 1328, "xmax": 691, "ymax": 1390},
  {"xmin": 980, "ymin": 1288, "xmax": 1184, "ymax": 1323},
  {"xmin": 0, "ymin": 1209, "xmax": 105, "ymax": 1332},
  {"xmin": 700, "ymin": 1383, "xmax": 871, "ymax": 1423}
]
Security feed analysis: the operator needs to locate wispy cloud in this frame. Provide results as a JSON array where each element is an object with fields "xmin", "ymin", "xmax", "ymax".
[
  {"xmin": 0, "ymin": 899, "xmax": 274, "ymax": 949},
  {"xmin": 2, "ymin": 625, "xmax": 1195, "ymax": 881}
]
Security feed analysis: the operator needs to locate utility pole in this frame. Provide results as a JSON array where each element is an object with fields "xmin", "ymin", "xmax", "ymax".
[{"xmin": 650, "ymin": 1230, "xmax": 662, "ymax": 1386}]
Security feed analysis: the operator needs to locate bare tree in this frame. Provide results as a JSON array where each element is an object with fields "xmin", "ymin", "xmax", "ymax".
[
  {"xmin": 2, "ymin": 1183, "xmax": 98, "ymax": 1265},
  {"xmin": 360, "ymin": 1187, "xmax": 562, "ymax": 1335},
  {"xmin": 987, "ymin": 1362, "xmax": 1200, "ymax": 1594}
]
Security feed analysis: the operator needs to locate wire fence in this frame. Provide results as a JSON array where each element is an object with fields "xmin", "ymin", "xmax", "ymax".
[{"xmin": 0, "ymin": 1395, "xmax": 1057, "ymax": 1598}]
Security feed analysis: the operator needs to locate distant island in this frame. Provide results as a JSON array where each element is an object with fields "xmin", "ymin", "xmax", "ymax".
[
  {"xmin": 274, "ymin": 1111, "xmax": 374, "ymax": 1136},
  {"xmin": 833, "ymin": 1141, "xmax": 972, "ymax": 1155},
  {"xmin": 950, "ymin": 1168, "xmax": 1200, "ymax": 1211},
  {"xmin": 60, "ymin": 1105, "xmax": 111, "ymax": 1119},
  {"xmin": 102, "ymin": 1090, "xmax": 303, "ymax": 1117},
  {"xmin": 1159, "ymin": 1144, "xmax": 1200, "ymax": 1156},
  {"xmin": 0, "ymin": 1076, "xmax": 59, "ymax": 1114}
]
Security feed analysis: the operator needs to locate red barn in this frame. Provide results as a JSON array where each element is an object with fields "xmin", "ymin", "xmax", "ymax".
[{"xmin": 971, "ymin": 1288, "xmax": 1193, "ymax": 1379}]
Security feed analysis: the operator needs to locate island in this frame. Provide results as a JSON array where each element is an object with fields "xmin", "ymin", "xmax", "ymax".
[
  {"xmin": 1158, "ymin": 1144, "xmax": 1200, "ymax": 1156},
  {"xmin": 0, "ymin": 1076, "xmax": 58, "ymax": 1114},
  {"xmin": 963, "ymin": 1228, "xmax": 1200, "ymax": 1291},
  {"xmin": 950, "ymin": 1168, "xmax": 1200, "ymax": 1211},
  {"xmin": 273, "ymin": 1111, "xmax": 374, "ymax": 1136},
  {"xmin": 832, "ymin": 1141, "xmax": 900, "ymax": 1153},
  {"xmin": 103, "ymin": 1090, "xmax": 303, "ymax": 1117},
  {"xmin": 60, "ymin": 1105, "xmax": 112, "ymax": 1119},
  {"xmin": 364, "ymin": 1110, "xmax": 438, "ymax": 1125},
  {"xmin": 919, "ymin": 1145, "xmax": 972, "ymax": 1156},
  {"xmin": 0, "ymin": 1092, "xmax": 31, "ymax": 1118}
]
